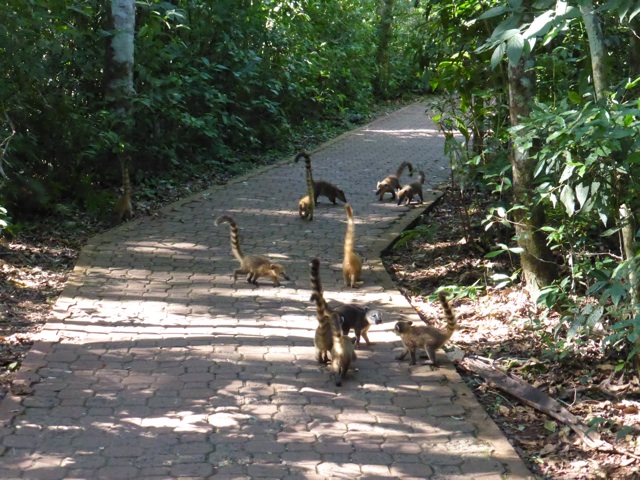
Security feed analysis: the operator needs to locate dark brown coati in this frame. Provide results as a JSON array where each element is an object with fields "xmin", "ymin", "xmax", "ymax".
[
  {"xmin": 334, "ymin": 304, "xmax": 383, "ymax": 349},
  {"xmin": 295, "ymin": 152, "xmax": 347, "ymax": 205},
  {"xmin": 215, "ymin": 215, "xmax": 289, "ymax": 287},
  {"xmin": 375, "ymin": 161, "xmax": 414, "ymax": 201},
  {"xmin": 394, "ymin": 292, "xmax": 456, "ymax": 366}
]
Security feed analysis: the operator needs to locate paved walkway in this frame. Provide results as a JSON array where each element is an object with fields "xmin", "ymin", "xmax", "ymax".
[{"xmin": 0, "ymin": 104, "xmax": 533, "ymax": 479}]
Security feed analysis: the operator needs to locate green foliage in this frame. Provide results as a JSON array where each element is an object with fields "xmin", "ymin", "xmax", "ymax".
[{"xmin": 4, "ymin": 0, "xmax": 429, "ymax": 217}]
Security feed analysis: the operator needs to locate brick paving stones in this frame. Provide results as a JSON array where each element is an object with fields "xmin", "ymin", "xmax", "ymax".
[{"xmin": 0, "ymin": 103, "xmax": 534, "ymax": 479}]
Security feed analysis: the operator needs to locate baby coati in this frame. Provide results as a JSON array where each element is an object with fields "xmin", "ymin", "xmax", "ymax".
[
  {"xmin": 394, "ymin": 292, "xmax": 456, "ymax": 366},
  {"xmin": 215, "ymin": 215, "xmax": 290, "ymax": 287},
  {"xmin": 396, "ymin": 170, "xmax": 425, "ymax": 205},
  {"xmin": 375, "ymin": 161, "xmax": 414, "ymax": 201},
  {"xmin": 295, "ymin": 152, "xmax": 314, "ymax": 220},
  {"xmin": 342, "ymin": 204, "xmax": 362, "ymax": 288},
  {"xmin": 114, "ymin": 161, "xmax": 133, "ymax": 222},
  {"xmin": 310, "ymin": 258, "xmax": 333, "ymax": 364},
  {"xmin": 329, "ymin": 310, "xmax": 357, "ymax": 386},
  {"xmin": 294, "ymin": 151, "xmax": 347, "ymax": 204},
  {"xmin": 334, "ymin": 303, "xmax": 383, "ymax": 349}
]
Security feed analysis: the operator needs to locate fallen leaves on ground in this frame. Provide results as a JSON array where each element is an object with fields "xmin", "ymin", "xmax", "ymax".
[{"xmin": 382, "ymin": 191, "xmax": 640, "ymax": 480}]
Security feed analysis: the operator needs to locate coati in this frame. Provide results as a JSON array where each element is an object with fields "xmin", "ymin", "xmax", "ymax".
[
  {"xmin": 394, "ymin": 292, "xmax": 456, "ymax": 366},
  {"xmin": 314, "ymin": 179, "xmax": 347, "ymax": 205},
  {"xmin": 329, "ymin": 310, "xmax": 357, "ymax": 386},
  {"xmin": 334, "ymin": 303, "xmax": 383, "ymax": 349},
  {"xmin": 396, "ymin": 170, "xmax": 425, "ymax": 206},
  {"xmin": 215, "ymin": 215, "xmax": 290, "ymax": 287},
  {"xmin": 114, "ymin": 160, "xmax": 133, "ymax": 222},
  {"xmin": 295, "ymin": 152, "xmax": 314, "ymax": 220},
  {"xmin": 342, "ymin": 204, "xmax": 362, "ymax": 288},
  {"xmin": 309, "ymin": 258, "xmax": 333, "ymax": 364},
  {"xmin": 295, "ymin": 152, "xmax": 347, "ymax": 205},
  {"xmin": 375, "ymin": 161, "xmax": 414, "ymax": 201}
]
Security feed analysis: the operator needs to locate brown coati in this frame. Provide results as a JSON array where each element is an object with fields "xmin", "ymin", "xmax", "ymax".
[
  {"xmin": 334, "ymin": 304, "xmax": 383, "ymax": 349},
  {"xmin": 396, "ymin": 170, "xmax": 425, "ymax": 206},
  {"xmin": 375, "ymin": 161, "xmax": 414, "ymax": 201},
  {"xmin": 295, "ymin": 152, "xmax": 314, "ymax": 220},
  {"xmin": 342, "ymin": 204, "xmax": 362, "ymax": 288},
  {"xmin": 114, "ymin": 160, "xmax": 133, "ymax": 222},
  {"xmin": 215, "ymin": 215, "xmax": 290, "ymax": 287},
  {"xmin": 294, "ymin": 151, "xmax": 347, "ymax": 205},
  {"xmin": 309, "ymin": 258, "xmax": 333, "ymax": 364},
  {"xmin": 329, "ymin": 310, "xmax": 357, "ymax": 386},
  {"xmin": 314, "ymin": 179, "xmax": 347, "ymax": 205},
  {"xmin": 394, "ymin": 292, "xmax": 456, "ymax": 366}
]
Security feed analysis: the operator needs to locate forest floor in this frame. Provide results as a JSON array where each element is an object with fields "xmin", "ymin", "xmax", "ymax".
[
  {"xmin": 382, "ymin": 191, "xmax": 640, "ymax": 480},
  {"xmin": 2, "ymin": 117, "xmax": 640, "ymax": 479}
]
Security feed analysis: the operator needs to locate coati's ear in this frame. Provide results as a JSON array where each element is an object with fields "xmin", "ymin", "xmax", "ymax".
[{"xmin": 407, "ymin": 321, "xmax": 413, "ymax": 326}]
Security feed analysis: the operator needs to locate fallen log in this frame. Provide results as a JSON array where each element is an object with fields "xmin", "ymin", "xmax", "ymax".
[{"xmin": 462, "ymin": 356, "xmax": 640, "ymax": 460}]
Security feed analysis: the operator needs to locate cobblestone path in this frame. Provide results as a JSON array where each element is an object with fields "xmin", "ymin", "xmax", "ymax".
[{"xmin": 0, "ymin": 103, "xmax": 533, "ymax": 479}]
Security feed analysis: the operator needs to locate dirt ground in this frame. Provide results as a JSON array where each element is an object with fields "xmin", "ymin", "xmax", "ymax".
[{"xmin": 2, "ymin": 183, "xmax": 640, "ymax": 479}]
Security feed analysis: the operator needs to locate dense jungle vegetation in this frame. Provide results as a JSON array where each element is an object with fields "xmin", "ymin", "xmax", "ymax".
[{"xmin": 2, "ymin": 0, "xmax": 640, "ymax": 408}]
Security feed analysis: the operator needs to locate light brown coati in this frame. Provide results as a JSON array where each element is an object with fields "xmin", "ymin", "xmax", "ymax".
[
  {"xmin": 295, "ymin": 152, "xmax": 314, "ymax": 220},
  {"xmin": 310, "ymin": 258, "xmax": 333, "ymax": 364},
  {"xmin": 396, "ymin": 170, "xmax": 425, "ymax": 206},
  {"xmin": 114, "ymin": 160, "xmax": 133, "ymax": 222},
  {"xmin": 215, "ymin": 215, "xmax": 290, "ymax": 287},
  {"xmin": 294, "ymin": 151, "xmax": 347, "ymax": 205},
  {"xmin": 342, "ymin": 204, "xmax": 363, "ymax": 288},
  {"xmin": 375, "ymin": 161, "xmax": 414, "ymax": 201},
  {"xmin": 394, "ymin": 292, "xmax": 456, "ymax": 366},
  {"xmin": 334, "ymin": 304, "xmax": 383, "ymax": 349},
  {"xmin": 329, "ymin": 310, "xmax": 357, "ymax": 386}
]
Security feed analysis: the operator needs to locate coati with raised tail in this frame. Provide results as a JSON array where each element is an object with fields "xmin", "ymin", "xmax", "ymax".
[
  {"xmin": 376, "ymin": 161, "xmax": 414, "ymax": 201},
  {"xmin": 397, "ymin": 170, "xmax": 425, "ymax": 206},
  {"xmin": 309, "ymin": 258, "xmax": 333, "ymax": 364},
  {"xmin": 215, "ymin": 215, "xmax": 290, "ymax": 287},
  {"xmin": 295, "ymin": 152, "xmax": 314, "ymax": 220},
  {"xmin": 334, "ymin": 304, "xmax": 383, "ymax": 349},
  {"xmin": 342, "ymin": 204, "xmax": 362, "ymax": 288},
  {"xmin": 295, "ymin": 152, "xmax": 347, "ymax": 205},
  {"xmin": 114, "ymin": 160, "xmax": 133, "ymax": 222},
  {"xmin": 329, "ymin": 310, "xmax": 357, "ymax": 386},
  {"xmin": 394, "ymin": 292, "xmax": 456, "ymax": 366}
]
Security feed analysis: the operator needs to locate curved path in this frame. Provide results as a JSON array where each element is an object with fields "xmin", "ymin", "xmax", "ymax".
[{"xmin": 0, "ymin": 104, "xmax": 532, "ymax": 479}]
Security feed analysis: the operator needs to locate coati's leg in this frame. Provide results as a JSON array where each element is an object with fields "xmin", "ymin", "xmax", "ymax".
[
  {"xmin": 396, "ymin": 348, "xmax": 409, "ymax": 361},
  {"xmin": 408, "ymin": 348, "xmax": 418, "ymax": 365},
  {"xmin": 422, "ymin": 345, "xmax": 438, "ymax": 366},
  {"xmin": 418, "ymin": 190, "xmax": 424, "ymax": 203},
  {"xmin": 234, "ymin": 268, "xmax": 249, "ymax": 282},
  {"xmin": 358, "ymin": 326, "xmax": 374, "ymax": 347}
]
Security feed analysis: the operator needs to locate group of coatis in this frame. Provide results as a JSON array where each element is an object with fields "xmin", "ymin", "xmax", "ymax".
[{"xmin": 215, "ymin": 152, "xmax": 456, "ymax": 386}]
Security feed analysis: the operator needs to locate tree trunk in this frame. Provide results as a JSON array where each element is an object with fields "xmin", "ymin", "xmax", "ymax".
[
  {"xmin": 105, "ymin": 0, "xmax": 135, "ymax": 214},
  {"xmin": 508, "ymin": 3, "xmax": 558, "ymax": 298},
  {"xmin": 581, "ymin": 0, "xmax": 640, "ymax": 365},
  {"xmin": 105, "ymin": 0, "xmax": 135, "ymax": 112},
  {"xmin": 579, "ymin": 0, "xmax": 607, "ymax": 100},
  {"xmin": 374, "ymin": 0, "xmax": 394, "ymax": 98}
]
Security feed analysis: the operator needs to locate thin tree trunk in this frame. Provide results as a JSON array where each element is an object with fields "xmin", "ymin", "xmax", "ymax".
[
  {"xmin": 508, "ymin": 1, "xmax": 557, "ymax": 298},
  {"xmin": 105, "ymin": 0, "xmax": 135, "ymax": 216},
  {"xmin": 374, "ymin": 0, "xmax": 394, "ymax": 98},
  {"xmin": 581, "ymin": 0, "xmax": 640, "ymax": 365}
]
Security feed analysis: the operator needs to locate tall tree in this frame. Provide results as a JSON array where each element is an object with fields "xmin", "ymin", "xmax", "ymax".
[
  {"xmin": 374, "ymin": 0, "xmax": 395, "ymax": 98},
  {"xmin": 105, "ymin": 0, "xmax": 135, "ymax": 218},
  {"xmin": 507, "ymin": 0, "xmax": 558, "ymax": 297}
]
